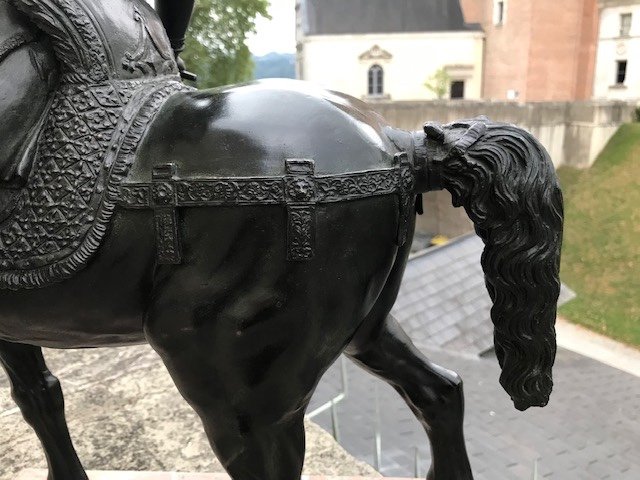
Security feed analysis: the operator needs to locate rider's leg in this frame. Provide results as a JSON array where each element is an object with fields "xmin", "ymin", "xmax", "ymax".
[
  {"xmin": 155, "ymin": 0, "xmax": 196, "ymax": 77},
  {"xmin": 155, "ymin": 0, "xmax": 195, "ymax": 55}
]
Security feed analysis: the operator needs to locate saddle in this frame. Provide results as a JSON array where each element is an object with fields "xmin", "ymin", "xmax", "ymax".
[{"xmin": 0, "ymin": 0, "xmax": 191, "ymax": 290}]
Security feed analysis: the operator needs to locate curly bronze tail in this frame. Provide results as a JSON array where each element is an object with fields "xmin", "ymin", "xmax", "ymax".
[{"xmin": 413, "ymin": 118, "xmax": 564, "ymax": 411}]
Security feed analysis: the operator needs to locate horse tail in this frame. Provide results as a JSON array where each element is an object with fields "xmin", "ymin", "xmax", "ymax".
[{"xmin": 412, "ymin": 118, "xmax": 564, "ymax": 411}]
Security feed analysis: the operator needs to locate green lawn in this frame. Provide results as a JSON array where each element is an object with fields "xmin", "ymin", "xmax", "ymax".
[{"xmin": 557, "ymin": 123, "xmax": 640, "ymax": 347}]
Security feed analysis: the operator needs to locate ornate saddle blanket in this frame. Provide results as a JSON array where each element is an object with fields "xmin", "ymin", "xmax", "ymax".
[
  {"xmin": 0, "ymin": 79, "xmax": 188, "ymax": 289},
  {"xmin": 0, "ymin": 0, "xmax": 191, "ymax": 289}
]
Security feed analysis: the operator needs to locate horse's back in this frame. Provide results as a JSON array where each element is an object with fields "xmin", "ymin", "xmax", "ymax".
[{"xmin": 129, "ymin": 79, "xmax": 399, "ymax": 181}]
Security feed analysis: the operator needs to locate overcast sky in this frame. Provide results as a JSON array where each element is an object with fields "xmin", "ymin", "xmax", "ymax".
[
  {"xmin": 247, "ymin": 0, "xmax": 297, "ymax": 56},
  {"xmin": 148, "ymin": 0, "xmax": 297, "ymax": 56}
]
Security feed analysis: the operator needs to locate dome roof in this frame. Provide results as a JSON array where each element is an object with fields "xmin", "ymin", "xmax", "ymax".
[{"xmin": 301, "ymin": 0, "xmax": 479, "ymax": 36}]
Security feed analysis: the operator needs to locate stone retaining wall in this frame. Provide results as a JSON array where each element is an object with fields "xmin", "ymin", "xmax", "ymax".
[
  {"xmin": 373, "ymin": 100, "xmax": 636, "ymax": 168},
  {"xmin": 374, "ymin": 99, "xmax": 637, "ymax": 237}
]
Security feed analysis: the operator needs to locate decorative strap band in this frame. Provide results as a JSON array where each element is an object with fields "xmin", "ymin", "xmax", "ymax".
[{"xmin": 116, "ymin": 155, "xmax": 416, "ymax": 263}]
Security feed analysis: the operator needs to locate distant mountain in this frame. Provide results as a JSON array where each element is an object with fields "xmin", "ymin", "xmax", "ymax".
[{"xmin": 253, "ymin": 52, "xmax": 296, "ymax": 80}]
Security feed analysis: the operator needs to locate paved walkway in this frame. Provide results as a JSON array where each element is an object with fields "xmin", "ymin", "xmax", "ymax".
[{"xmin": 310, "ymin": 346, "xmax": 640, "ymax": 479}]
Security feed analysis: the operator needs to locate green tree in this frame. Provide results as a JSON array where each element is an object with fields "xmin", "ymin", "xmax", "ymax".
[
  {"xmin": 424, "ymin": 68, "xmax": 451, "ymax": 100},
  {"xmin": 182, "ymin": 0, "xmax": 270, "ymax": 89}
]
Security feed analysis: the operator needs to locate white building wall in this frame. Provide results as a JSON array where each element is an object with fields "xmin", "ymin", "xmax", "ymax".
[
  {"xmin": 299, "ymin": 32, "xmax": 484, "ymax": 101},
  {"xmin": 594, "ymin": 3, "xmax": 640, "ymax": 100}
]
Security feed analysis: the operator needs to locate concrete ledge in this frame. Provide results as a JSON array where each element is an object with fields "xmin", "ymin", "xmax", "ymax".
[
  {"xmin": 1, "ymin": 343, "xmax": 379, "ymax": 479},
  {"xmin": 556, "ymin": 317, "xmax": 640, "ymax": 377},
  {"xmin": 16, "ymin": 471, "xmax": 414, "ymax": 480}
]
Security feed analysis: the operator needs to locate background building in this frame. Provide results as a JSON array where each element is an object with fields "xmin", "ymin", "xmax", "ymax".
[
  {"xmin": 296, "ymin": 0, "xmax": 484, "ymax": 101},
  {"xmin": 461, "ymin": 0, "xmax": 598, "ymax": 102},
  {"xmin": 593, "ymin": 0, "xmax": 640, "ymax": 99},
  {"xmin": 460, "ymin": 0, "xmax": 599, "ymax": 101},
  {"xmin": 297, "ymin": 0, "xmax": 611, "ymax": 103}
]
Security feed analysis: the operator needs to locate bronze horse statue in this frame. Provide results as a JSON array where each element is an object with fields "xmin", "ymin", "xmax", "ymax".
[{"xmin": 0, "ymin": 1, "xmax": 563, "ymax": 479}]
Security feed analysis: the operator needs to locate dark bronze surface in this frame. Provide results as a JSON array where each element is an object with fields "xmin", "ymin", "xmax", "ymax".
[{"xmin": 0, "ymin": 1, "xmax": 564, "ymax": 480}]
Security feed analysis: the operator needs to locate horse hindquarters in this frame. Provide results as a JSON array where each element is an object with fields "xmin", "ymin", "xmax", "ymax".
[{"xmin": 143, "ymin": 195, "xmax": 401, "ymax": 479}]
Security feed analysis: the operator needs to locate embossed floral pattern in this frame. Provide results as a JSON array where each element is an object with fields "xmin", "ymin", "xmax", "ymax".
[
  {"xmin": 0, "ymin": 84, "xmax": 127, "ymax": 269},
  {"xmin": 0, "ymin": 80, "xmax": 189, "ymax": 289}
]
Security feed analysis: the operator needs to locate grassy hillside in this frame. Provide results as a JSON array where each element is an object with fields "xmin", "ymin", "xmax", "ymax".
[{"xmin": 557, "ymin": 123, "xmax": 640, "ymax": 347}]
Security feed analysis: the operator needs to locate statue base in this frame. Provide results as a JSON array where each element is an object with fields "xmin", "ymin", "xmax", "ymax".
[{"xmin": 16, "ymin": 470, "xmax": 414, "ymax": 480}]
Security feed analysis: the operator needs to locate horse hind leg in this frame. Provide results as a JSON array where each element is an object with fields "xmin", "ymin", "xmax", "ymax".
[
  {"xmin": 0, "ymin": 340, "xmax": 88, "ymax": 480},
  {"xmin": 207, "ymin": 408, "xmax": 306, "ymax": 480},
  {"xmin": 345, "ymin": 315, "xmax": 473, "ymax": 480},
  {"xmin": 146, "ymin": 339, "xmax": 308, "ymax": 480},
  {"xmin": 145, "ymin": 303, "xmax": 311, "ymax": 480}
]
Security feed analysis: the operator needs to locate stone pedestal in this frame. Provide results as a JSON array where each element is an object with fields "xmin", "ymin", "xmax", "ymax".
[
  {"xmin": 1, "ymin": 346, "xmax": 380, "ymax": 479},
  {"xmin": 16, "ymin": 471, "xmax": 415, "ymax": 480}
]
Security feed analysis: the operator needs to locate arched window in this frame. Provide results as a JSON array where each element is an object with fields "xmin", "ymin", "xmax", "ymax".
[{"xmin": 368, "ymin": 65, "xmax": 384, "ymax": 96}]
